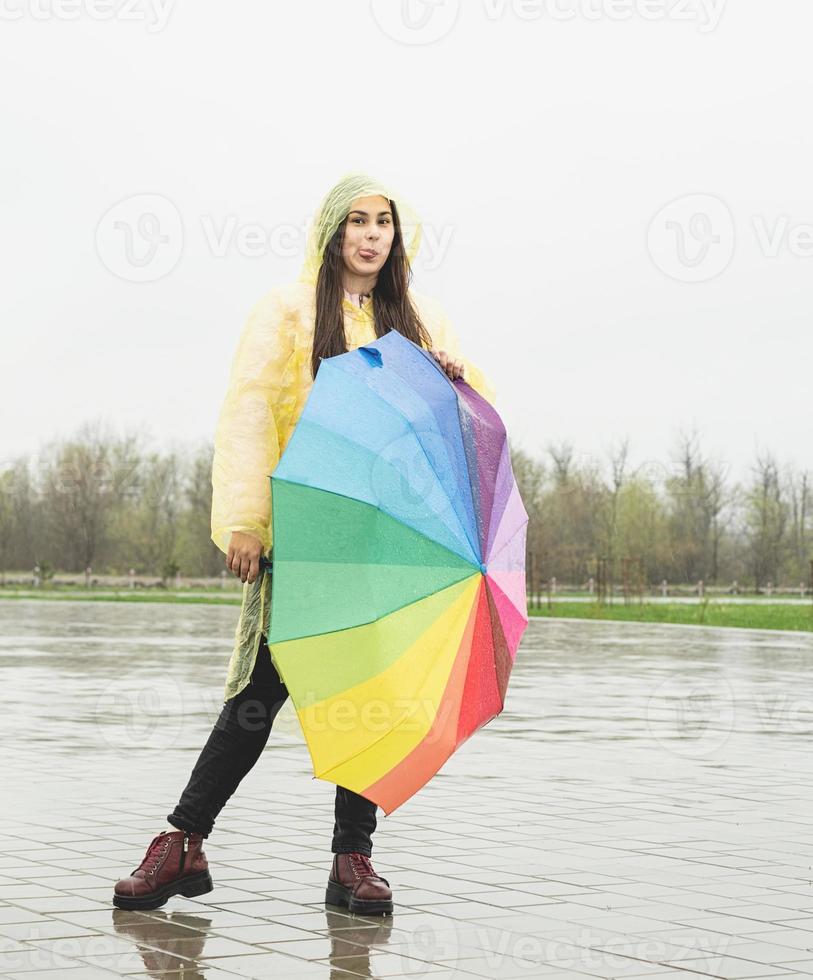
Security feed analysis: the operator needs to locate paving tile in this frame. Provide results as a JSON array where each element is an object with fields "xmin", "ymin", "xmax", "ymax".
[
  {"xmin": 0, "ymin": 909, "xmax": 42, "ymax": 926},
  {"xmin": 198, "ymin": 922, "xmax": 316, "ymax": 945},
  {"xmin": 6, "ymin": 608, "xmax": 813, "ymax": 978},
  {"xmin": 5, "ymin": 969, "xmax": 120, "ymax": 980},
  {"xmin": 0, "ymin": 948, "xmax": 88, "ymax": 972}
]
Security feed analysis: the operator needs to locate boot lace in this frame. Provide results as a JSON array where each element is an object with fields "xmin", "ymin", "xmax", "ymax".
[
  {"xmin": 348, "ymin": 852, "xmax": 376, "ymax": 879},
  {"xmin": 138, "ymin": 833, "xmax": 172, "ymax": 876}
]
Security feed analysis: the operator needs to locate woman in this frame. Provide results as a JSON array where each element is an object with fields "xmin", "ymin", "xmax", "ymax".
[{"xmin": 112, "ymin": 173, "xmax": 496, "ymax": 916}]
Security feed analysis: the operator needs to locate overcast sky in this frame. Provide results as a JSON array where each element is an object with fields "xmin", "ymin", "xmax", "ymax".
[{"xmin": 2, "ymin": 0, "xmax": 811, "ymax": 489}]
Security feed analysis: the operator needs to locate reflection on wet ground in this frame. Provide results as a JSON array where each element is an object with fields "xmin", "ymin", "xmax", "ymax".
[{"xmin": 1, "ymin": 599, "xmax": 813, "ymax": 978}]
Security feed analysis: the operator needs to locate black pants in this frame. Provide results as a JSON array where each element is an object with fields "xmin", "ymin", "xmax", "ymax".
[{"xmin": 167, "ymin": 634, "xmax": 378, "ymax": 856}]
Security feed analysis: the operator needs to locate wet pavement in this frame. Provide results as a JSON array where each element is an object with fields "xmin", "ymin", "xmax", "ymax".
[{"xmin": 2, "ymin": 599, "xmax": 813, "ymax": 978}]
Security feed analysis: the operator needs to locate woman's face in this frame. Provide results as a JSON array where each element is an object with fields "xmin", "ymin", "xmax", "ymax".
[{"xmin": 340, "ymin": 194, "xmax": 396, "ymax": 280}]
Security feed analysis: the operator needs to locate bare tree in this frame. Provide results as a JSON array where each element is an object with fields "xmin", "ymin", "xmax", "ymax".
[
  {"xmin": 596, "ymin": 437, "xmax": 630, "ymax": 578},
  {"xmin": 126, "ymin": 450, "xmax": 183, "ymax": 577},
  {"xmin": 665, "ymin": 428, "xmax": 727, "ymax": 583},
  {"xmin": 744, "ymin": 450, "xmax": 789, "ymax": 589},
  {"xmin": 546, "ymin": 440, "xmax": 574, "ymax": 486},
  {"xmin": 179, "ymin": 440, "xmax": 223, "ymax": 576},
  {"xmin": 786, "ymin": 466, "xmax": 810, "ymax": 583},
  {"xmin": 0, "ymin": 458, "xmax": 41, "ymax": 571},
  {"xmin": 0, "ymin": 467, "xmax": 15, "ymax": 582},
  {"xmin": 39, "ymin": 420, "xmax": 141, "ymax": 572}
]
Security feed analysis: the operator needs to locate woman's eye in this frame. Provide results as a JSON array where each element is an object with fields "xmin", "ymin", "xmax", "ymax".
[{"xmin": 349, "ymin": 216, "xmax": 389, "ymax": 226}]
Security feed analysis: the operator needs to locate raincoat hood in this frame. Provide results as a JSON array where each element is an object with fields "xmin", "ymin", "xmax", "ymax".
[{"xmin": 299, "ymin": 172, "xmax": 423, "ymax": 287}]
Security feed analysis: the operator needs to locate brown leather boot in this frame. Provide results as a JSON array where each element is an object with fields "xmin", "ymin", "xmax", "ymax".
[
  {"xmin": 113, "ymin": 830, "xmax": 213, "ymax": 911},
  {"xmin": 325, "ymin": 852, "xmax": 393, "ymax": 915}
]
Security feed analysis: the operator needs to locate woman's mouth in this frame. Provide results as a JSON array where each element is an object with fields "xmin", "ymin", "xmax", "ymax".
[{"xmin": 359, "ymin": 250, "xmax": 378, "ymax": 260}]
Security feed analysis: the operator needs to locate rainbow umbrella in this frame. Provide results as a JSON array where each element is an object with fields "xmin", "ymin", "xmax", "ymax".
[{"xmin": 265, "ymin": 328, "xmax": 528, "ymax": 814}]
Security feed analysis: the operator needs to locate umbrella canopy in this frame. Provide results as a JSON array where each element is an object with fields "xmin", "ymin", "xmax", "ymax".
[{"xmin": 266, "ymin": 329, "xmax": 528, "ymax": 814}]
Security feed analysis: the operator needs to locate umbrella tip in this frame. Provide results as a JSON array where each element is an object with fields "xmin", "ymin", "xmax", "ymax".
[{"xmin": 479, "ymin": 562, "xmax": 488, "ymax": 574}]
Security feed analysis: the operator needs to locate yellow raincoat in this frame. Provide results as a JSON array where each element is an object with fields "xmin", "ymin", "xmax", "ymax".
[{"xmin": 211, "ymin": 174, "xmax": 497, "ymax": 701}]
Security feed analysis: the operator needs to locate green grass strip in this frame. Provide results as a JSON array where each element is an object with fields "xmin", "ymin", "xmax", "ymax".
[{"xmin": 530, "ymin": 601, "xmax": 813, "ymax": 632}]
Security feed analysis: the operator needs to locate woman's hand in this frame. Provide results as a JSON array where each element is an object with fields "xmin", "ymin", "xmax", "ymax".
[
  {"xmin": 430, "ymin": 347, "xmax": 465, "ymax": 381},
  {"xmin": 227, "ymin": 531, "xmax": 264, "ymax": 584}
]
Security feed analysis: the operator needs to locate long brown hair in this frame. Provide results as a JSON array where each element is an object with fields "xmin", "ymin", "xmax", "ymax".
[{"xmin": 310, "ymin": 200, "xmax": 433, "ymax": 380}]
